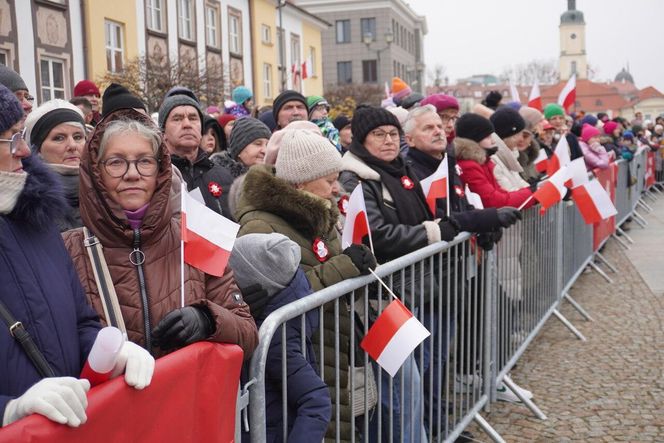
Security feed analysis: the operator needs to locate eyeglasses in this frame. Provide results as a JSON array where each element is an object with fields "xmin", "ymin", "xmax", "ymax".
[
  {"xmin": 0, "ymin": 128, "xmax": 27, "ymax": 155},
  {"xmin": 370, "ymin": 129, "xmax": 400, "ymax": 142},
  {"xmin": 439, "ymin": 115, "xmax": 459, "ymax": 124},
  {"xmin": 14, "ymin": 91, "xmax": 34, "ymax": 103},
  {"xmin": 100, "ymin": 156, "xmax": 160, "ymax": 178}
]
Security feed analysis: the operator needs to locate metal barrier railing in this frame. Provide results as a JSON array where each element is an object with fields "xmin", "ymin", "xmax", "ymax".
[{"xmin": 241, "ymin": 150, "xmax": 654, "ymax": 443}]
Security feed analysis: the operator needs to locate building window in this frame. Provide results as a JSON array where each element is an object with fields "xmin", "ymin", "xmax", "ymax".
[
  {"xmin": 263, "ymin": 63, "xmax": 272, "ymax": 99},
  {"xmin": 40, "ymin": 57, "xmax": 66, "ymax": 102},
  {"xmin": 177, "ymin": 0, "xmax": 194, "ymax": 41},
  {"xmin": 337, "ymin": 61, "xmax": 352, "ymax": 84},
  {"xmin": 335, "ymin": 20, "xmax": 350, "ymax": 44},
  {"xmin": 105, "ymin": 20, "xmax": 124, "ymax": 72},
  {"xmin": 276, "ymin": 27, "xmax": 285, "ymax": 71},
  {"xmin": 0, "ymin": 50, "xmax": 7, "ymax": 66},
  {"xmin": 228, "ymin": 8, "xmax": 242, "ymax": 55},
  {"xmin": 571, "ymin": 61, "xmax": 577, "ymax": 76},
  {"xmin": 595, "ymin": 99, "xmax": 603, "ymax": 106},
  {"xmin": 205, "ymin": 4, "xmax": 219, "ymax": 47},
  {"xmin": 309, "ymin": 46, "xmax": 316, "ymax": 76},
  {"xmin": 290, "ymin": 34, "xmax": 300, "ymax": 68},
  {"xmin": 261, "ymin": 24, "xmax": 271, "ymax": 44},
  {"xmin": 362, "ymin": 60, "xmax": 377, "ymax": 83},
  {"xmin": 146, "ymin": 0, "xmax": 164, "ymax": 32},
  {"xmin": 361, "ymin": 18, "xmax": 376, "ymax": 41}
]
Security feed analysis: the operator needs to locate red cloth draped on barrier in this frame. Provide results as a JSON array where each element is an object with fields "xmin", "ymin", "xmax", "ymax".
[
  {"xmin": 0, "ymin": 342, "xmax": 243, "ymax": 443},
  {"xmin": 592, "ymin": 164, "xmax": 617, "ymax": 251},
  {"xmin": 646, "ymin": 152, "xmax": 656, "ymax": 188}
]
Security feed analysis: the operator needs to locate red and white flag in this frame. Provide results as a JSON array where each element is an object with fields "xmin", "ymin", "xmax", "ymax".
[
  {"xmin": 528, "ymin": 80, "xmax": 542, "ymax": 111},
  {"xmin": 181, "ymin": 186, "xmax": 240, "ymax": 277},
  {"xmin": 360, "ymin": 299, "xmax": 430, "ymax": 377},
  {"xmin": 534, "ymin": 148, "xmax": 549, "ymax": 173},
  {"xmin": 301, "ymin": 58, "xmax": 312, "ymax": 80},
  {"xmin": 465, "ymin": 184, "xmax": 483, "ymax": 209},
  {"xmin": 547, "ymin": 135, "xmax": 571, "ymax": 176},
  {"xmin": 342, "ymin": 184, "xmax": 371, "ymax": 247},
  {"xmin": 572, "ymin": 179, "xmax": 617, "ymax": 224},
  {"xmin": 80, "ymin": 327, "xmax": 124, "ymax": 387},
  {"xmin": 510, "ymin": 82, "xmax": 521, "ymax": 103},
  {"xmin": 533, "ymin": 166, "xmax": 568, "ymax": 211},
  {"xmin": 419, "ymin": 156, "xmax": 448, "ymax": 215},
  {"xmin": 567, "ymin": 157, "xmax": 589, "ymax": 188},
  {"xmin": 557, "ymin": 73, "xmax": 576, "ymax": 111}
]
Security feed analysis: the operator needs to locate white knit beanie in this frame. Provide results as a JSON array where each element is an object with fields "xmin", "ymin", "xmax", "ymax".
[{"xmin": 275, "ymin": 130, "xmax": 342, "ymax": 183}]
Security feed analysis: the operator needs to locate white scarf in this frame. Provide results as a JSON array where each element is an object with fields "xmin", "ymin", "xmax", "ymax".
[{"xmin": 0, "ymin": 170, "xmax": 28, "ymax": 214}]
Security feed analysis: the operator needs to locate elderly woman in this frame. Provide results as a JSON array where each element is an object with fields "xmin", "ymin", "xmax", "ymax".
[
  {"xmin": 63, "ymin": 109, "xmax": 257, "ymax": 358},
  {"xmin": 0, "ymin": 87, "xmax": 153, "ymax": 429},
  {"xmin": 235, "ymin": 130, "xmax": 375, "ymax": 443},
  {"xmin": 210, "ymin": 117, "xmax": 271, "ymax": 178},
  {"xmin": 24, "ymin": 99, "xmax": 87, "ymax": 231}
]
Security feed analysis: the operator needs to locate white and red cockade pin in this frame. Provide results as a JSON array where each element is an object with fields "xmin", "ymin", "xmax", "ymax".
[
  {"xmin": 454, "ymin": 185, "xmax": 465, "ymax": 198},
  {"xmin": 337, "ymin": 195, "xmax": 349, "ymax": 215},
  {"xmin": 208, "ymin": 181, "xmax": 223, "ymax": 198},
  {"xmin": 312, "ymin": 237, "xmax": 329, "ymax": 262},
  {"xmin": 401, "ymin": 176, "xmax": 414, "ymax": 190}
]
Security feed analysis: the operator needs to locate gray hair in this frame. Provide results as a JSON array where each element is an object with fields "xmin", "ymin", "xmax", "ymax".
[
  {"xmin": 98, "ymin": 119, "xmax": 161, "ymax": 160},
  {"xmin": 402, "ymin": 104, "xmax": 438, "ymax": 135}
]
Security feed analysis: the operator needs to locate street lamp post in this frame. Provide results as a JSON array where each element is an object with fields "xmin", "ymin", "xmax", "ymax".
[
  {"xmin": 363, "ymin": 31, "xmax": 393, "ymax": 86},
  {"xmin": 277, "ymin": 0, "xmax": 286, "ymax": 92}
]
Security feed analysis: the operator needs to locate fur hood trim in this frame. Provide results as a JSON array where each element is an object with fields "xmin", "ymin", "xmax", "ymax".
[
  {"xmin": 454, "ymin": 137, "xmax": 488, "ymax": 164},
  {"xmin": 340, "ymin": 151, "xmax": 381, "ymax": 181}
]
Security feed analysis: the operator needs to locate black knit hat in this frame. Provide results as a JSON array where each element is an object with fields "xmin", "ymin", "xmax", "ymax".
[
  {"xmin": 0, "ymin": 85, "xmax": 24, "ymax": 133},
  {"xmin": 272, "ymin": 90, "xmax": 306, "ymax": 126},
  {"xmin": 482, "ymin": 90, "xmax": 503, "ymax": 110},
  {"xmin": 158, "ymin": 94, "xmax": 204, "ymax": 133},
  {"xmin": 489, "ymin": 107, "xmax": 526, "ymax": 140},
  {"xmin": 228, "ymin": 117, "xmax": 272, "ymax": 160},
  {"xmin": 0, "ymin": 65, "xmax": 28, "ymax": 93},
  {"xmin": 333, "ymin": 115, "xmax": 351, "ymax": 131},
  {"xmin": 351, "ymin": 106, "xmax": 402, "ymax": 144},
  {"xmin": 455, "ymin": 113, "xmax": 495, "ymax": 143},
  {"xmin": 102, "ymin": 83, "xmax": 147, "ymax": 117},
  {"xmin": 400, "ymin": 92, "xmax": 424, "ymax": 110}
]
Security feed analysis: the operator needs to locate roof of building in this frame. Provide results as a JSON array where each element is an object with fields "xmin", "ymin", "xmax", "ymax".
[
  {"xmin": 560, "ymin": 9, "xmax": 585, "ymax": 25},
  {"xmin": 614, "ymin": 68, "xmax": 635, "ymax": 84}
]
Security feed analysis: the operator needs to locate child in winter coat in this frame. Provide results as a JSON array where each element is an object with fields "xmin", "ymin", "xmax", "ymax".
[
  {"xmin": 579, "ymin": 124, "xmax": 611, "ymax": 170},
  {"xmin": 230, "ymin": 233, "xmax": 331, "ymax": 443}
]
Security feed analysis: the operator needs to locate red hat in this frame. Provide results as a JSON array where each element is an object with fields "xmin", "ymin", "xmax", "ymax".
[
  {"xmin": 581, "ymin": 123, "xmax": 601, "ymax": 143},
  {"xmin": 603, "ymin": 121, "xmax": 619, "ymax": 136},
  {"xmin": 74, "ymin": 80, "xmax": 100, "ymax": 97},
  {"xmin": 542, "ymin": 119, "xmax": 555, "ymax": 131},
  {"xmin": 420, "ymin": 93, "xmax": 460, "ymax": 112},
  {"xmin": 218, "ymin": 113, "xmax": 237, "ymax": 128}
]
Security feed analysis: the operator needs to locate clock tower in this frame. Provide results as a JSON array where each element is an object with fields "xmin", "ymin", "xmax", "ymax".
[{"xmin": 559, "ymin": 0, "xmax": 587, "ymax": 80}]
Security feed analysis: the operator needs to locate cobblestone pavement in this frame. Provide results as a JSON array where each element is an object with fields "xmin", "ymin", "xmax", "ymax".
[{"xmin": 465, "ymin": 225, "xmax": 664, "ymax": 442}]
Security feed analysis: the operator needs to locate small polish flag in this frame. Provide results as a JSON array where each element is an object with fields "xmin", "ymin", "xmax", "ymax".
[
  {"xmin": 557, "ymin": 74, "xmax": 576, "ymax": 111},
  {"xmin": 342, "ymin": 183, "xmax": 371, "ymax": 247},
  {"xmin": 528, "ymin": 80, "xmax": 542, "ymax": 111},
  {"xmin": 510, "ymin": 82, "xmax": 521, "ymax": 103},
  {"xmin": 567, "ymin": 157, "xmax": 589, "ymax": 188},
  {"xmin": 419, "ymin": 156, "xmax": 449, "ymax": 215},
  {"xmin": 301, "ymin": 58, "xmax": 312, "ymax": 80},
  {"xmin": 80, "ymin": 327, "xmax": 124, "ymax": 386},
  {"xmin": 360, "ymin": 298, "xmax": 430, "ymax": 377},
  {"xmin": 572, "ymin": 179, "xmax": 617, "ymax": 224},
  {"xmin": 384, "ymin": 81, "xmax": 391, "ymax": 99},
  {"xmin": 547, "ymin": 135, "xmax": 571, "ymax": 177},
  {"xmin": 533, "ymin": 166, "xmax": 568, "ymax": 211},
  {"xmin": 534, "ymin": 148, "xmax": 549, "ymax": 173},
  {"xmin": 182, "ymin": 184, "xmax": 240, "ymax": 277},
  {"xmin": 465, "ymin": 184, "xmax": 483, "ymax": 209}
]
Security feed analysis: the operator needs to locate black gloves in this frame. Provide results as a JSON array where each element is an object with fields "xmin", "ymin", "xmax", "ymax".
[
  {"xmin": 438, "ymin": 217, "xmax": 460, "ymax": 241},
  {"xmin": 152, "ymin": 306, "xmax": 214, "ymax": 351},
  {"xmin": 477, "ymin": 228, "xmax": 503, "ymax": 251},
  {"xmin": 241, "ymin": 284, "xmax": 269, "ymax": 319},
  {"xmin": 563, "ymin": 188, "xmax": 572, "ymax": 201},
  {"xmin": 496, "ymin": 207, "xmax": 522, "ymax": 228},
  {"xmin": 343, "ymin": 244, "xmax": 377, "ymax": 275},
  {"xmin": 529, "ymin": 181, "xmax": 539, "ymax": 192}
]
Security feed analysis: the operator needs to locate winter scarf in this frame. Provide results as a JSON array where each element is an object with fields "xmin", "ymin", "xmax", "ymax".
[
  {"xmin": 349, "ymin": 141, "xmax": 432, "ymax": 225},
  {"xmin": 0, "ymin": 170, "xmax": 27, "ymax": 214}
]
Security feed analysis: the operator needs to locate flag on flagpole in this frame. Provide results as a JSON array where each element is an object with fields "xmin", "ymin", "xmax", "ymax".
[
  {"xmin": 342, "ymin": 183, "xmax": 372, "ymax": 248},
  {"xmin": 301, "ymin": 58, "xmax": 312, "ymax": 80},
  {"xmin": 465, "ymin": 184, "xmax": 483, "ymax": 209},
  {"xmin": 567, "ymin": 157, "xmax": 589, "ymax": 188},
  {"xmin": 384, "ymin": 81, "xmax": 391, "ymax": 99},
  {"xmin": 528, "ymin": 80, "xmax": 542, "ymax": 111},
  {"xmin": 510, "ymin": 82, "xmax": 521, "ymax": 103},
  {"xmin": 547, "ymin": 135, "xmax": 571, "ymax": 176},
  {"xmin": 534, "ymin": 148, "xmax": 549, "ymax": 173},
  {"xmin": 557, "ymin": 74, "xmax": 576, "ymax": 111},
  {"xmin": 360, "ymin": 298, "xmax": 430, "ymax": 377},
  {"xmin": 572, "ymin": 179, "xmax": 618, "ymax": 224},
  {"xmin": 181, "ymin": 186, "xmax": 240, "ymax": 277},
  {"xmin": 533, "ymin": 166, "xmax": 569, "ymax": 211},
  {"xmin": 419, "ymin": 156, "xmax": 449, "ymax": 215}
]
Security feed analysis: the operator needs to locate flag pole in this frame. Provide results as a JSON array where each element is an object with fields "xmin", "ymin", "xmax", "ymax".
[
  {"xmin": 180, "ymin": 182, "xmax": 186, "ymax": 308},
  {"xmin": 368, "ymin": 268, "xmax": 399, "ymax": 301},
  {"xmin": 518, "ymin": 194, "xmax": 535, "ymax": 211}
]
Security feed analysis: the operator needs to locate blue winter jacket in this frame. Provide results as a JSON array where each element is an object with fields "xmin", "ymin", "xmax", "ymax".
[
  {"xmin": 0, "ymin": 157, "xmax": 100, "ymax": 423},
  {"xmin": 258, "ymin": 269, "xmax": 331, "ymax": 443}
]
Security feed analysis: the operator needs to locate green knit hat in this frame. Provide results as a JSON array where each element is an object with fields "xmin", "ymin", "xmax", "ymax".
[
  {"xmin": 543, "ymin": 103, "xmax": 565, "ymax": 120},
  {"xmin": 306, "ymin": 95, "xmax": 329, "ymax": 118}
]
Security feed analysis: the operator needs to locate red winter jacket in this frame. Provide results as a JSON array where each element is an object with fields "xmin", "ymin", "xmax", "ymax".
[{"xmin": 454, "ymin": 137, "xmax": 534, "ymax": 209}]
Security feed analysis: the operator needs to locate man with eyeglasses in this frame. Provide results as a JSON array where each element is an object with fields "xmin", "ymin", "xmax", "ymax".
[{"xmin": 0, "ymin": 65, "xmax": 33, "ymax": 115}]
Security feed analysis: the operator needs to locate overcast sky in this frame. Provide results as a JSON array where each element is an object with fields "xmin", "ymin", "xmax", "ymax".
[{"xmin": 413, "ymin": 0, "xmax": 664, "ymax": 91}]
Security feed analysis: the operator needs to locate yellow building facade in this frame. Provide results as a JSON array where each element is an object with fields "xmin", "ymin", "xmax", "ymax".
[
  {"xmin": 301, "ymin": 20, "xmax": 324, "ymax": 98},
  {"xmin": 250, "ymin": 0, "xmax": 279, "ymax": 107}
]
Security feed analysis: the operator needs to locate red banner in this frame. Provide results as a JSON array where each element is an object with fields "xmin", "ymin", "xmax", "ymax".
[
  {"xmin": 0, "ymin": 342, "xmax": 243, "ymax": 443},
  {"xmin": 646, "ymin": 151, "xmax": 656, "ymax": 188},
  {"xmin": 592, "ymin": 164, "xmax": 617, "ymax": 251}
]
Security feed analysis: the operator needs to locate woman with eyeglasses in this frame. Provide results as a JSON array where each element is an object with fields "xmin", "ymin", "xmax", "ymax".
[
  {"xmin": 62, "ymin": 109, "xmax": 257, "ymax": 359},
  {"xmin": 24, "ymin": 100, "xmax": 87, "ymax": 231}
]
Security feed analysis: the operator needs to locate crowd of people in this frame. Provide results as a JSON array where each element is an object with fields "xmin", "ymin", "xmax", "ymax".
[{"xmin": 1, "ymin": 63, "xmax": 661, "ymax": 441}]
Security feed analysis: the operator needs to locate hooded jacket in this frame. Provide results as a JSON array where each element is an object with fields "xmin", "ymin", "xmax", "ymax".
[
  {"xmin": 517, "ymin": 138, "xmax": 544, "ymax": 183},
  {"xmin": 63, "ymin": 109, "xmax": 257, "ymax": 358},
  {"xmin": 1, "ymin": 157, "xmax": 100, "ymax": 421},
  {"xmin": 490, "ymin": 134, "xmax": 531, "ymax": 192},
  {"xmin": 455, "ymin": 137, "xmax": 534, "ymax": 209}
]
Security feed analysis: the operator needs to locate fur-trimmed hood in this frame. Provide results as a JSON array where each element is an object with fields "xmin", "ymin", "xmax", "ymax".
[
  {"xmin": 8, "ymin": 155, "xmax": 68, "ymax": 230},
  {"xmin": 454, "ymin": 137, "xmax": 488, "ymax": 164},
  {"xmin": 210, "ymin": 151, "xmax": 248, "ymax": 178},
  {"xmin": 235, "ymin": 164, "xmax": 338, "ymax": 239},
  {"xmin": 340, "ymin": 151, "xmax": 381, "ymax": 181}
]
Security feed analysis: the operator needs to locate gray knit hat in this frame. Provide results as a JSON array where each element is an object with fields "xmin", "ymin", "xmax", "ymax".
[
  {"xmin": 229, "ymin": 233, "xmax": 301, "ymax": 297},
  {"xmin": 275, "ymin": 130, "xmax": 342, "ymax": 184},
  {"xmin": 158, "ymin": 94, "xmax": 204, "ymax": 133},
  {"xmin": 0, "ymin": 85, "xmax": 24, "ymax": 133},
  {"xmin": 228, "ymin": 117, "xmax": 272, "ymax": 160},
  {"xmin": 0, "ymin": 65, "xmax": 28, "ymax": 92}
]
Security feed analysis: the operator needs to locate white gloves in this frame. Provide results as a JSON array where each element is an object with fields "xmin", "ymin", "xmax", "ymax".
[
  {"xmin": 111, "ymin": 341, "xmax": 155, "ymax": 390},
  {"xmin": 2, "ymin": 377, "xmax": 90, "ymax": 427}
]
